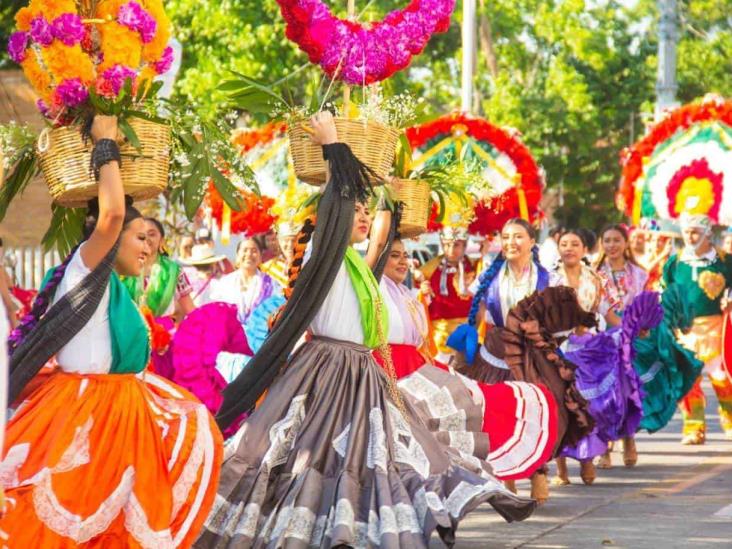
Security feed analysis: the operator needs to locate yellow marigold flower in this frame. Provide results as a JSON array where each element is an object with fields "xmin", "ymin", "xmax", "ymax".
[
  {"xmin": 98, "ymin": 22, "xmax": 142, "ymax": 71},
  {"xmin": 96, "ymin": 0, "xmax": 127, "ymax": 19},
  {"xmin": 21, "ymin": 52, "xmax": 52, "ymax": 100},
  {"xmin": 42, "ymin": 42, "xmax": 94, "ymax": 84},
  {"xmin": 15, "ymin": 8, "xmax": 35, "ymax": 32},
  {"xmin": 141, "ymin": 0, "xmax": 171, "ymax": 62},
  {"xmin": 29, "ymin": 0, "xmax": 77, "ymax": 21}
]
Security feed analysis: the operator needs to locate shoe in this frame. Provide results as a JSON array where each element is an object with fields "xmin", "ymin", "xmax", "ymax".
[
  {"xmin": 552, "ymin": 457, "xmax": 570, "ymax": 486},
  {"xmin": 504, "ymin": 479, "xmax": 517, "ymax": 494},
  {"xmin": 530, "ymin": 472, "xmax": 550, "ymax": 505},
  {"xmin": 623, "ymin": 437, "xmax": 637, "ymax": 468},
  {"xmin": 597, "ymin": 450, "xmax": 612, "ymax": 469},
  {"xmin": 681, "ymin": 431, "xmax": 705, "ymax": 445},
  {"xmin": 580, "ymin": 460, "xmax": 596, "ymax": 485}
]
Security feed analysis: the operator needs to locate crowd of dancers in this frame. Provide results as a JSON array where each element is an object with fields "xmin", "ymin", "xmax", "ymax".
[{"xmin": 0, "ymin": 113, "xmax": 730, "ymax": 547}]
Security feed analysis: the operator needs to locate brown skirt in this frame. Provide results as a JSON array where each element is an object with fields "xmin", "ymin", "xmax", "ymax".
[
  {"xmin": 196, "ymin": 337, "xmax": 534, "ymax": 548},
  {"xmin": 455, "ymin": 328, "xmax": 515, "ymax": 385}
]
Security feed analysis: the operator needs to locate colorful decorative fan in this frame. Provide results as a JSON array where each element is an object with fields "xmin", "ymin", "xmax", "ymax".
[
  {"xmin": 618, "ymin": 95, "xmax": 732, "ymax": 226},
  {"xmin": 406, "ymin": 113, "xmax": 544, "ymax": 235}
]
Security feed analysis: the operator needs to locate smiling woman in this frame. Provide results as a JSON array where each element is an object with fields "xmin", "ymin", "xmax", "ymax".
[{"xmin": 0, "ymin": 115, "xmax": 223, "ymax": 548}]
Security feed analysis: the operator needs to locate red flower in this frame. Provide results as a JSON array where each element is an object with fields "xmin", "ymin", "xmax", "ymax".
[{"xmin": 208, "ymin": 182, "xmax": 277, "ymax": 236}]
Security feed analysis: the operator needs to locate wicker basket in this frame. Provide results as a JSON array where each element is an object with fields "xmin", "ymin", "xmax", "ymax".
[
  {"xmin": 37, "ymin": 118, "xmax": 170, "ymax": 208},
  {"xmin": 287, "ymin": 117, "xmax": 399, "ymax": 185},
  {"xmin": 395, "ymin": 178, "xmax": 431, "ymax": 239}
]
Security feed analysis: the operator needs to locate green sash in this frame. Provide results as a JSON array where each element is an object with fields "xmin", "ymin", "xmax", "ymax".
[
  {"xmin": 121, "ymin": 255, "xmax": 180, "ymax": 317},
  {"xmin": 43, "ymin": 267, "xmax": 151, "ymax": 374},
  {"xmin": 343, "ymin": 247, "xmax": 388, "ymax": 349}
]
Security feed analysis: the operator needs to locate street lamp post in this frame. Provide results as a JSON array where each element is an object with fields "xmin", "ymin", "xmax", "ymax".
[
  {"xmin": 655, "ymin": 0, "xmax": 680, "ymax": 119},
  {"xmin": 461, "ymin": 0, "xmax": 476, "ymax": 114}
]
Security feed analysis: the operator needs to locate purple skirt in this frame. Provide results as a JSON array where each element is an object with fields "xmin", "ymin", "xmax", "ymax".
[{"xmin": 561, "ymin": 330, "xmax": 643, "ymax": 460}]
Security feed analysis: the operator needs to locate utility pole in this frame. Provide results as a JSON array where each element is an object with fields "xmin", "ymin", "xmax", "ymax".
[
  {"xmin": 655, "ymin": 0, "xmax": 680, "ymax": 119},
  {"xmin": 461, "ymin": 0, "xmax": 477, "ymax": 113}
]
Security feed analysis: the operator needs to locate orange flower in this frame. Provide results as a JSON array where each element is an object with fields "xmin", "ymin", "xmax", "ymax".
[
  {"xmin": 98, "ymin": 22, "xmax": 142, "ymax": 71},
  {"xmin": 96, "ymin": 0, "xmax": 127, "ymax": 18},
  {"xmin": 29, "ymin": 0, "xmax": 77, "ymax": 21},
  {"xmin": 15, "ymin": 8, "xmax": 34, "ymax": 32},
  {"xmin": 21, "ymin": 53, "xmax": 52, "ymax": 101},
  {"xmin": 141, "ymin": 0, "xmax": 171, "ymax": 62},
  {"xmin": 42, "ymin": 42, "xmax": 94, "ymax": 84}
]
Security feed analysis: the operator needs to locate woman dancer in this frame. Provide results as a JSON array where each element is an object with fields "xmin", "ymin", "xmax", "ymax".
[
  {"xmin": 0, "ymin": 116, "xmax": 222, "ymax": 547},
  {"xmin": 595, "ymin": 224, "xmax": 649, "ymax": 328},
  {"xmin": 450, "ymin": 218, "xmax": 550, "ymax": 380},
  {"xmin": 549, "ymin": 229, "xmax": 604, "ymax": 484},
  {"xmin": 593, "ymin": 224, "xmax": 648, "ymax": 467},
  {"xmin": 196, "ymin": 113, "xmax": 534, "ymax": 548},
  {"xmin": 209, "ymin": 237, "xmax": 281, "ymax": 325},
  {"xmin": 379, "ymin": 238, "xmax": 559, "ymax": 484}
]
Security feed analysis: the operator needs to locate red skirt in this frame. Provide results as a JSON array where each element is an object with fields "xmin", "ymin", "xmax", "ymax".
[{"xmin": 376, "ymin": 343, "xmax": 559, "ymax": 480}]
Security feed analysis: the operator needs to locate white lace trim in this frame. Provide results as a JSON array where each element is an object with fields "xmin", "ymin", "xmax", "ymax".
[
  {"xmin": 124, "ymin": 492, "xmax": 174, "ymax": 549},
  {"xmin": 32, "ymin": 466, "xmax": 135, "ymax": 543},
  {"xmin": 386, "ymin": 403, "xmax": 430, "ymax": 479},
  {"xmin": 367, "ymin": 408, "xmax": 388, "ymax": 471},
  {"xmin": 332, "ymin": 423, "xmax": 351, "ymax": 458},
  {"xmin": 262, "ymin": 395, "xmax": 307, "ymax": 469},
  {"xmin": 172, "ymin": 403, "xmax": 216, "ymax": 547},
  {"xmin": 0, "ymin": 443, "xmax": 30, "ymax": 488},
  {"xmin": 54, "ymin": 417, "xmax": 92, "ymax": 474}
]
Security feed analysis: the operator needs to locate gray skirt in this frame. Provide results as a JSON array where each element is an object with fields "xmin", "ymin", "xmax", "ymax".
[{"xmin": 196, "ymin": 337, "xmax": 534, "ymax": 548}]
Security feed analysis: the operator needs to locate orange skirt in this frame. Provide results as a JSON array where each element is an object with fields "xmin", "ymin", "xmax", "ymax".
[{"xmin": 0, "ymin": 370, "xmax": 223, "ymax": 548}]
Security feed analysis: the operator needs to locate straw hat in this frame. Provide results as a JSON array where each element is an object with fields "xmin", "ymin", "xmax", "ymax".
[{"xmin": 180, "ymin": 244, "xmax": 226, "ymax": 266}]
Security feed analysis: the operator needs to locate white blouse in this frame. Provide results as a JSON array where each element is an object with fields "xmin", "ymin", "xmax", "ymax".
[
  {"xmin": 382, "ymin": 279, "xmax": 406, "ymax": 345},
  {"xmin": 483, "ymin": 262, "xmax": 538, "ymax": 326},
  {"xmin": 54, "ymin": 247, "xmax": 113, "ymax": 374},
  {"xmin": 309, "ymin": 263, "xmax": 364, "ymax": 345}
]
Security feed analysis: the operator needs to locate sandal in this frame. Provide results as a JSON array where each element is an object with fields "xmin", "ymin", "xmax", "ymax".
[
  {"xmin": 580, "ymin": 460, "xmax": 596, "ymax": 485},
  {"xmin": 681, "ymin": 430, "xmax": 705, "ymax": 445},
  {"xmin": 531, "ymin": 472, "xmax": 550, "ymax": 505},
  {"xmin": 597, "ymin": 450, "xmax": 612, "ymax": 469}
]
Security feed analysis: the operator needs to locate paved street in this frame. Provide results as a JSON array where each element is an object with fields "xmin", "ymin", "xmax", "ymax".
[{"xmin": 442, "ymin": 381, "xmax": 732, "ymax": 548}]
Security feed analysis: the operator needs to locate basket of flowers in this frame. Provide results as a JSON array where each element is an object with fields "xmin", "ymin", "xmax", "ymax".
[
  {"xmin": 6, "ymin": 0, "xmax": 178, "ymax": 205},
  {"xmin": 4, "ymin": 1, "xmax": 257, "ymax": 252}
]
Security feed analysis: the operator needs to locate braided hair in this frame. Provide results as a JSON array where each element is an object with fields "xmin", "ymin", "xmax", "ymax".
[
  {"xmin": 285, "ymin": 216, "xmax": 316, "ymax": 299},
  {"xmin": 7, "ymin": 196, "xmax": 142, "ymax": 356},
  {"xmin": 7, "ymin": 244, "xmax": 80, "ymax": 355}
]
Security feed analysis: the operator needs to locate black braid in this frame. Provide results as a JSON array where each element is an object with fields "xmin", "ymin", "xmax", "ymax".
[{"xmin": 7, "ymin": 243, "xmax": 81, "ymax": 355}]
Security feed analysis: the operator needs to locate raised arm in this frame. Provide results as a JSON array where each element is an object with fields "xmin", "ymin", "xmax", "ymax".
[{"xmin": 80, "ymin": 115, "xmax": 125, "ymax": 270}]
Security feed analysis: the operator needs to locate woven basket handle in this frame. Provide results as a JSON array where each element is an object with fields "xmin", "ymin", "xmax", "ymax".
[{"xmin": 37, "ymin": 128, "xmax": 51, "ymax": 153}]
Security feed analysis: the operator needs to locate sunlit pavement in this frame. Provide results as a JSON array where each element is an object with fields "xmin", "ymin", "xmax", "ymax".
[{"xmin": 439, "ymin": 380, "xmax": 732, "ymax": 548}]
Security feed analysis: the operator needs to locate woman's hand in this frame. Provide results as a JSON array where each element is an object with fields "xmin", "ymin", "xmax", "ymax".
[
  {"xmin": 90, "ymin": 115, "xmax": 119, "ymax": 143},
  {"xmin": 309, "ymin": 112, "xmax": 338, "ymax": 146}
]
